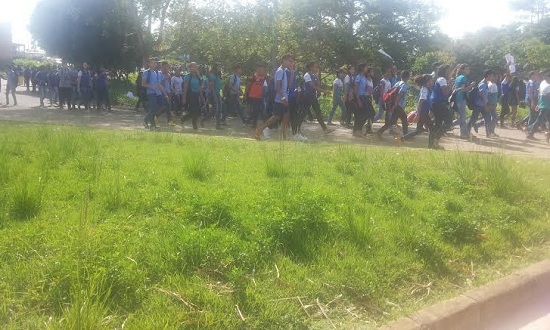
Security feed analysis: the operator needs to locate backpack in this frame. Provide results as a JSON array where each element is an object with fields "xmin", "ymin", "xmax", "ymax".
[
  {"xmin": 382, "ymin": 84, "xmax": 401, "ymax": 110},
  {"xmin": 466, "ymin": 87, "xmax": 478, "ymax": 111}
]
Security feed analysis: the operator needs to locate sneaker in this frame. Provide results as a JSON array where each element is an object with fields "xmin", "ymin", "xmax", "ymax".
[
  {"xmin": 459, "ymin": 135, "xmax": 470, "ymax": 140},
  {"xmin": 526, "ymin": 135, "xmax": 537, "ymax": 140},
  {"xmin": 262, "ymin": 127, "xmax": 272, "ymax": 139},
  {"xmin": 324, "ymin": 128, "xmax": 336, "ymax": 135},
  {"xmin": 487, "ymin": 133, "xmax": 500, "ymax": 138},
  {"xmin": 327, "ymin": 121, "xmax": 336, "ymax": 126},
  {"xmin": 167, "ymin": 120, "xmax": 176, "ymax": 126}
]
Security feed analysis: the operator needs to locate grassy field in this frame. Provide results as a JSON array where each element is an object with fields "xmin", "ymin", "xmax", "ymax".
[{"xmin": 1, "ymin": 121, "xmax": 550, "ymax": 329}]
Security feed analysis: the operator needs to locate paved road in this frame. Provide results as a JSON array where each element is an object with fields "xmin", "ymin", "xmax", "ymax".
[{"xmin": 2, "ymin": 81, "xmax": 550, "ymax": 159}]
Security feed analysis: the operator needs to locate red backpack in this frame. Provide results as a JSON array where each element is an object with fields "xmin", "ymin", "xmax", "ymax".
[{"xmin": 382, "ymin": 83, "xmax": 402, "ymax": 110}]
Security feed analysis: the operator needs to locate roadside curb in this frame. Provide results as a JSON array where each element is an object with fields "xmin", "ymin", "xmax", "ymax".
[{"xmin": 379, "ymin": 259, "xmax": 550, "ymax": 330}]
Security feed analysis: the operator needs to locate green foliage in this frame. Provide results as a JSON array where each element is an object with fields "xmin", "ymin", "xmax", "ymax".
[
  {"xmin": 411, "ymin": 51, "xmax": 457, "ymax": 74},
  {"xmin": 1, "ymin": 122, "xmax": 550, "ymax": 328},
  {"xmin": 30, "ymin": 0, "xmax": 144, "ymax": 70}
]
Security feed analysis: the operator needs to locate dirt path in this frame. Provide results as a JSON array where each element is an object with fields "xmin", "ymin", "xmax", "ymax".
[{"xmin": 2, "ymin": 82, "xmax": 550, "ymax": 159}]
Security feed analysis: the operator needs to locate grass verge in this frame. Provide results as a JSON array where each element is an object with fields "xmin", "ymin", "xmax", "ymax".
[{"xmin": 1, "ymin": 121, "xmax": 549, "ymax": 328}]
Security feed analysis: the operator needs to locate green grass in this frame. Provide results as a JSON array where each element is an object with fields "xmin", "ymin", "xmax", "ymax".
[{"xmin": 1, "ymin": 121, "xmax": 550, "ymax": 328}]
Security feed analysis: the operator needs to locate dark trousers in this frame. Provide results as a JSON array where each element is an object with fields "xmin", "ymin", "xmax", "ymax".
[
  {"xmin": 500, "ymin": 94, "xmax": 510, "ymax": 126},
  {"xmin": 353, "ymin": 96, "xmax": 369, "ymax": 133},
  {"xmin": 303, "ymin": 94, "xmax": 327, "ymax": 131},
  {"xmin": 429, "ymin": 102, "xmax": 448, "ymax": 147},
  {"xmin": 248, "ymin": 98, "xmax": 263, "ymax": 128},
  {"xmin": 377, "ymin": 106, "xmax": 408, "ymax": 135},
  {"xmin": 344, "ymin": 100, "xmax": 355, "ymax": 126},
  {"xmin": 97, "ymin": 89, "xmax": 111, "ymax": 111},
  {"xmin": 468, "ymin": 106, "xmax": 492, "ymax": 136},
  {"xmin": 228, "ymin": 94, "xmax": 246, "ymax": 123},
  {"xmin": 403, "ymin": 111, "xmax": 431, "ymax": 140},
  {"xmin": 290, "ymin": 97, "xmax": 306, "ymax": 135},
  {"xmin": 183, "ymin": 92, "xmax": 200, "ymax": 129},
  {"xmin": 5, "ymin": 84, "xmax": 17, "ymax": 105},
  {"xmin": 59, "ymin": 87, "xmax": 72, "ymax": 107}
]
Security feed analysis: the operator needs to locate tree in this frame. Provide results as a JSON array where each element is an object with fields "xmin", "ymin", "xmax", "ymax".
[{"xmin": 30, "ymin": 0, "xmax": 144, "ymax": 71}]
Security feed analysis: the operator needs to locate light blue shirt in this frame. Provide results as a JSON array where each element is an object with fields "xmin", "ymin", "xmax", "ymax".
[
  {"xmin": 230, "ymin": 74, "xmax": 241, "ymax": 95},
  {"xmin": 397, "ymin": 82, "xmax": 408, "ymax": 108},
  {"xmin": 274, "ymin": 67, "xmax": 288, "ymax": 104},
  {"xmin": 354, "ymin": 74, "xmax": 367, "ymax": 96},
  {"xmin": 145, "ymin": 69, "xmax": 162, "ymax": 95},
  {"xmin": 475, "ymin": 81, "xmax": 489, "ymax": 107}
]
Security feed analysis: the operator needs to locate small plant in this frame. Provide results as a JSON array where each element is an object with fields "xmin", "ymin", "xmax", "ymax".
[
  {"xmin": 183, "ymin": 149, "xmax": 213, "ymax": 181},
  {"xmin": 11, "ymin": 176, "xmax": 42, "ymax": 220}
]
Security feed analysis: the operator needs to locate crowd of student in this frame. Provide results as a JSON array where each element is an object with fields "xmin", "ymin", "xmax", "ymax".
[
  {"xmin": 1, "ymin": 63, "xmax": 112, "ymax": 111},
  {"xmin": 140, "ymin": 55, "xmax": 550, "ymax": 148},
  {"xmin": 4, "ymin": 55, "xmax": 549, "ymax": 148}
]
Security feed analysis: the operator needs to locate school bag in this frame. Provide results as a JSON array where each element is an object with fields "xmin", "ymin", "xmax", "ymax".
[
  {"xmin": 466, "ymin": 87, "xmax": 478, "ymax": 110},
  {"xmin": 382, "ymin": 83, "xmax": 402, "ymax": 110}
]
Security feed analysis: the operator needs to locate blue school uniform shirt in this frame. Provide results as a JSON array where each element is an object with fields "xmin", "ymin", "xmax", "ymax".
[
  {"xmin": 430, "ymin": 77, "xmax": 448, "ymax": 103},
  {"xmin": 274, "ymin": 66, "xmax": 288, "ymax": 104},
  {"xmin": 397, "ymin": 81, "xmax": 408, "ymax": 108},
  {"xmin": 501, "ymin": 79, "xmax": 510, "ymax": 96},
  {"xmin": 145, "ymin": 69, "xmax": 162, "ymax": 95},
  {"xmin": 475, "ymin": 80, "xmax": 489, "ymax": 107},
  {"xmin": 286, "ymin": 68, "xmax": 298, "ymax": 100},
  {"xmin": 419, "ymin": 86, "xmax": 432, "ymax": 114},
  {"xmin": 354, "ymin": 74, "xmax": 367, "ymax": 96}
]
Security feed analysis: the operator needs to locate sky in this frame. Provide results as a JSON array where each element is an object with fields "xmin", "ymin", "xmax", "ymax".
[{"xmin": 1, "ymin": 0, "xmax": 524, "ymax": 49}]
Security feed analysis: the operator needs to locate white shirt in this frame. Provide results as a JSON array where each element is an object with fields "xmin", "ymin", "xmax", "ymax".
[
  {"xmin": 541, "ymin": 80, "xmax": 550, "ymax": 96},
  {"xmin": 304, "ymin": 72, "xmax": 312, "ymax": 83},
  {"xmin": 366, "ymin": 78, "xmax": 374, "ymax": 95},
  {"xmin": 419, "ymin": 86, "xmax": 429, "ymax": 100},
  {"xmin": 380, "ymin": 78, "xmax": 391, "ymax": 94},
  {"xmin": 488, "ymin": 81, "xmax": 498, "ymax": 94},
  {"xmin": 344, "ymin": 75, "xmax": 351, "ymax": 85},
  {"xmin": 333, "ymin": 78, "xmax": 343, "ymax": 89},
  {"xmin": 171, "ymin": 76, "xmax": 183, "ymax": 94},
  {"xmin": 436, "ymin": 77, "xmax": 448, "ymax": 87}
]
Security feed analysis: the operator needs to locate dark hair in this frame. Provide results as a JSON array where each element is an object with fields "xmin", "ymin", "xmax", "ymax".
[
  {"xmin": 432, "ymin": 62, "xmax": 442, "ymax": 70},
  {"xmin": 337, "ymin": 69, "xmax": 345, "ymax": 75},
  {"xmin": 401, "ymin": 70, "xmax": 410, "ymax": 80},
  {"xmin": 357, "ymin": 63, "xmax": 366, "ymax": 73},
  {"xmin": 436, "ymin": 64, "xmax": 450, "ymax": 78},
  {"xmin": 414, "ymin": 74, "xmax": 432, "ymax": 87},
  {"xmin": 233, "ymin": 64, "xmax": 241, "ymax": 70},
  {"xmin": 484, "ymin": 69, "xmax": 494, "ymax": 78},
  {"xmin": 307, "ymin": 62, "xmax": 317, "ymax": 70},
  {"xmin": 281, "ymin": 54, "xmax": 294, "ymax": 62}
]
